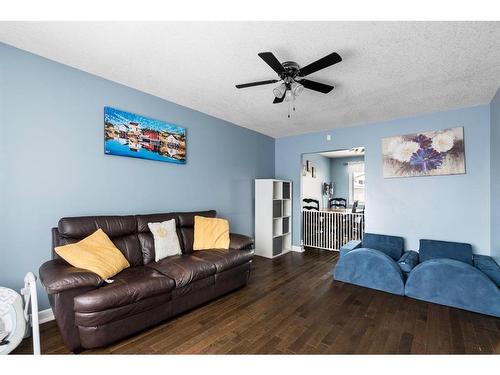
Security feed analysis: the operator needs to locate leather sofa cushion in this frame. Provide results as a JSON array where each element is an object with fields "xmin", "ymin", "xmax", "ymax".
[
  {"xmin": 147, "ymin": 255, "xmax": 216, "ymax": 288},
  {"xmin": 39, "ymin": 258, "xmax": 103, "ymax": 294},
  {"xmin": 59, "ymin": 215, "xmax": 136, "ymax": 239},
  {"xmin": 172, "ymin": 276, "xmax": 214, "ymax": 299},
  {"xmin": 110, "ymin": 234, "xmax": 144, "ymax": 266},
  {"xmin": 178, "ymin": 210, "xmax": 216, "ymax": 227},
  {"xmin": 362, "ymin": 233, "xmax": 404, "ymax": 261},
  {"xmin": 74, "ymin": 266, "xmax": 175, "ymax": 313},
  {"xmin": 192, "ymin": 249, "xmax": 254, "ymax": 273},
  {"xmin": 419, "ymin": 239, "xmax": 473, "ymax": 265},
  {"xmin": 75, "ymin": 293, "xmax": 171, "ymax": 327},
  {"xmin": 229, "ymin": 233, "xmax": 254, "ymax": 250},
  {"xmin": 57, "ymin": 216, "xmax": 143, "ymax": 266},
  {"xmin": 136, "ymin": 213, "xmax": 179, "ymax": 233},
  {"xmin": 179, "ymin": 228, "xmax": 195, "ymax": 254}
]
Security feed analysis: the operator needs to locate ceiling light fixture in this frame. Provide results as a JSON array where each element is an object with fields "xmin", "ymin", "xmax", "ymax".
[
  {"xmin": 236, "ymin": 51, "xmax": 342, "ymax": 119},
  {"xmin": 291, "ymin": 82, "xmax": 304, "ymax": 97},
  {"xmin": 273, "ymin": 83, "xmax": 286, "ymax": 98}
]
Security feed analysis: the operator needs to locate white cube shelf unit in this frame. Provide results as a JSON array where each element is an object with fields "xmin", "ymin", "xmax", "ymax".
[{"xmin": 255, "ymin": 179, "xmax": 292, "ymax": 258}]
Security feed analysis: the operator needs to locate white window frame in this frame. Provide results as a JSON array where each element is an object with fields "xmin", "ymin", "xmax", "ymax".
[{"xmin": 348, "ymin": 162, "xmax": 365, "ymax": 205}]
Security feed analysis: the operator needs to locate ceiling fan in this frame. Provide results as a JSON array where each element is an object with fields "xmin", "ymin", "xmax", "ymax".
[{"xmin": 235, "ymin": 51, "xmax": 342, "ymax": 117}]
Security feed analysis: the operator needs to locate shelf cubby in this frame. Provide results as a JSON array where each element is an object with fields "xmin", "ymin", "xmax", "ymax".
[
  {"xmin": 273, "ymin": 218, "xmax": 283, "ymax": 237},
  {"xmin": 282, "ymin": 181, "xmax": 291, "ymax": 199},
  {"xmin": 282, "ymin": 217, "xmax": 290, "ymax": 235},
  {"xmin": 273, "ymin": 200, "xmax": 282, "ymax": 218},
  {"xmin": 273, "ymin": 181, "xmax": 282, "ymax": 199},
  {"xmin": 273, "ymin": 236, "xmax": 283, "ymax": 256},
  {"xmin": 283, "ymin": 200, "xmax": 292, "ymax": 217},
  {"xmin": 283, "ymin": 233, "xmax": 292, "ymax": 252}
]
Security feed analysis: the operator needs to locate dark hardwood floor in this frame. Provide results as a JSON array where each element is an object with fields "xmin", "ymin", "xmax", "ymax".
[{"xmin": 14, "ymin": 249, "xmax": 500, "ymax": 354}]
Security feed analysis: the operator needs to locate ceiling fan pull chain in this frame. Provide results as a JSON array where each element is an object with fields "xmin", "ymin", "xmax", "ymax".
[{"xmin": 288, "ymin": 100, "xmax": 291, "ymax": 118}]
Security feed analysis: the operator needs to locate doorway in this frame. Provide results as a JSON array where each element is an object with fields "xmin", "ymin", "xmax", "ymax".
[{"xmin": 300, "ymin": 147, "xmax": 366, "ymax": 251}]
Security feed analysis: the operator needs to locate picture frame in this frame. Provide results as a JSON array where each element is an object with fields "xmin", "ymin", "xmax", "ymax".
[
  {"xmin": 381, "ymin": 127, "xmax": 465, "ymax": 178},
  {"xmin": 104, "ymin": 107, "xmax": 187, "ymax": 164}
]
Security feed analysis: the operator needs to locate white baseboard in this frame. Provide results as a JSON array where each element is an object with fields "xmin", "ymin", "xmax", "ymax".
[
  {"xmin": 291, "ymin": 245, "xmax": 305, "ymax": 253},
  {"xmin": 38, "ymin": 308, "xmax": 54, "ymax": 324}
]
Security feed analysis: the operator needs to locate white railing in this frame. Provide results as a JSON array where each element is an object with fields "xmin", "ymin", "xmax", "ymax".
[{"xmin": 302, "ymin": 210, "xmax": 365, "ymax": 251}]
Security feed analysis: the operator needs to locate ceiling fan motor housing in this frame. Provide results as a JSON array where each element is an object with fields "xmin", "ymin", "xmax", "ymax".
[{"xmin": 281, "ymin": 61, "xmax": 301, "ymax": 80}]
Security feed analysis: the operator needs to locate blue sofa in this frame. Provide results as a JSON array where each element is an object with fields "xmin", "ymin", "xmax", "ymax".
[
  {"xmin": 333, "ymin": 233, "xmax": 417, "ymax": 295},
  {"xmin": 405, "ymin": 239, "xmax": 500, "ymax": 317}
]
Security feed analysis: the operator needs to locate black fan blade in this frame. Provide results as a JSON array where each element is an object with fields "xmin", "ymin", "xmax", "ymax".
[
  {"xmin": 258, "ymin": 52, "xmax": 286, "ymax": 76},
  {"xmin": 299, "ymin": 79, "xmax": 334, "ymax": 94},
  {"xmin": 273, "ymin": 91, "xmax": 286, "ymax": 104},
  {"xmin": 235, "ymin": 79, "xmax": 279, "ymax": 89},
  {"xmin": 298, "ymin": 52, "xmax": 342, "ymax": 77}
]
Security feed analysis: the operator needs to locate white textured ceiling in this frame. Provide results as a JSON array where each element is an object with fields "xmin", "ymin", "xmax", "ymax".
[{"xmin": 1, "ymin": 22, "xmax": 499, "ymax": 138}]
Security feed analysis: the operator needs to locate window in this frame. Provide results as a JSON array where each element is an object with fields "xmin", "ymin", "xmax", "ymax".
[{"xmin": 348, "ymin": 162, "xmax": 365, "ymax": 205}]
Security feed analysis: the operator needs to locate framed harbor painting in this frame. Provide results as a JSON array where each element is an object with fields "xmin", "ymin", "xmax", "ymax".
[
  {"xmin": 381, "ymin": 127, "xmax": 465, "ymax": 178},
  {"xmin": 104, "ymin": 107, "xmax": 186, "ymax": 164}
]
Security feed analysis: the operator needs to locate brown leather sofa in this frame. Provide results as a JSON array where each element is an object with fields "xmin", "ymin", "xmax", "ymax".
[{"xmin": 39, "ymin": 210, "xmax": 254, "ymax": 352}]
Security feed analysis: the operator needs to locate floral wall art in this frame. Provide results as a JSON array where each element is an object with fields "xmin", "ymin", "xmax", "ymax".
[{"xmin": 381, "ymin": 127, "xmax": 465, "ymax": 178}]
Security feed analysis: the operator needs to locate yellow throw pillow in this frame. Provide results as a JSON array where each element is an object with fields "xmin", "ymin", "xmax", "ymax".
[
  {"xmin": 55, "ymin": 228, "xmax": 130, "ymax": 280},
  {"xmin": 193, "ymin": 216, "xmax": 230, "ymax": 250}
]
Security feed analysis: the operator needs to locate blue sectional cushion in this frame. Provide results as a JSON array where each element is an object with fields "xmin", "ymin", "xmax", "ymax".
[
  {"xmin": 362, "ymin": 233, "xmax": 404, "ymax": 261},
  {"xmin": 474, "ymin": 255, "xmax": 500, "ymax": 287},
  {"xmin": 405, "ymin": 258, "xmax": 500, "ymax": 317},
  {"xmin": 419, "ymin": 239, "xmax": 472, "ymax": 265},
  {"xmin": 334, "ymin": 247, "xmax": 405, "ymax": 295},
  {"xmin": 397, "ymin": 251, "xmax": 419, "ymax": 273},
  {"xmin": 339, "ymin": 240, "xmax": 362, "ymax": 259}
]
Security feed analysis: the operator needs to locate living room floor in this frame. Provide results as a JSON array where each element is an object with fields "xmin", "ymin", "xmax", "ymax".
[{"xmin": 14, "ymin": 249, "xmax": 500, "ymax": 354}]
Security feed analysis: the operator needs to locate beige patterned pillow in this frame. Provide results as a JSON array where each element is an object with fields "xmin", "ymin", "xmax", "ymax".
[{"xmin": 148, "ymin": 219, "xmax": 182, "ymax": 261}]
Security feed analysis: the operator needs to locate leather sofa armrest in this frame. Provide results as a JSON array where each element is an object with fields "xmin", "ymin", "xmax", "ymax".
[
  {"xmin": 229, "ymin": 233, "xmax": 254, "ymax": 250},
  {"xmin": 397, "ymin": 250, "xmax": 419, "ymax": 273},
  {"xmin": 339, "ymin": 240, "xmax": 362, "ymax": 258},
  {"xmin": 39, "ymin": 259, "xmax": 103, "ymax": 295}
]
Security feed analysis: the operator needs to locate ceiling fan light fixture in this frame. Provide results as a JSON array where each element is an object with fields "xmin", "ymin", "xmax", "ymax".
[
  {"xmin": 273, "ymin": 83, "xmax": 286, "ymax": 98},
  {"xmin": 291, "ymin": 81, "xmax": 304, "ymax": 97}
]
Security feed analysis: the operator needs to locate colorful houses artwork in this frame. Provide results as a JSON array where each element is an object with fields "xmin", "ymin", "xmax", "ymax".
[{"xmin": 104, "ymin": 107, "xmax": 186, "ymax": 164}]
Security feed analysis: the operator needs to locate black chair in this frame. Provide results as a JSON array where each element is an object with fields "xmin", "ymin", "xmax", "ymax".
[
  {"xmin": 329, "ymin": 197, "xmax": 347, "ymax": 209},
  {"xmin": 302, "ymin": 198, "xmax": 319, "ymax": 211}
]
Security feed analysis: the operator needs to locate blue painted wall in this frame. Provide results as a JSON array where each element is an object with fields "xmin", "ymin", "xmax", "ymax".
[
  {"xmin": 330, "ymin": 156, "xmax": 364, "ymax": 204},
  {"xmin": 491, "ymin": 88, "xmax": 500, "ymax": 264},
  {"xmin": 0, "ymin": 43, "xmax": 275, "ymax": 310},
  {"xmin": 276, "ymin": 105, "xmax": 491, "ymax": 254}
]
